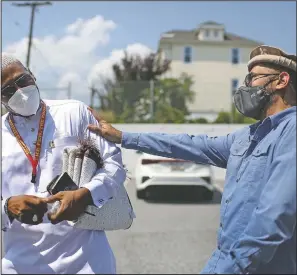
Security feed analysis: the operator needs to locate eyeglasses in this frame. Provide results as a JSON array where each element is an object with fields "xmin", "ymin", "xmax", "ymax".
[
  {"xmin": 244, "ymin": 73, "xmax": 279, "ymax": 87},
  {"xmin": 1, "ymin": 74, "xmax": 35, "ymax": 103}
]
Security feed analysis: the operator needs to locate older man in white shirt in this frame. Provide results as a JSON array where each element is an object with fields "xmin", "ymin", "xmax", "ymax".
[{"xmin": 1, "ymin": 53, "xmax": 126, "ymax": 274}]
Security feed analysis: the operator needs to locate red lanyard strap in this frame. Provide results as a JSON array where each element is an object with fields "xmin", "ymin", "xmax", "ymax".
[{"xmin": 8, "ymin": 101, "xmax": 47, "ymax": 183}]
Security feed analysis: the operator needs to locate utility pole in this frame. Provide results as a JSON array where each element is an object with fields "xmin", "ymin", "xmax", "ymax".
[
  {"xmin": 12, "ymin": 1, "xmax": 52, "ymax": 68},
  {"xmin": 149, "ymin": 80, "xmax": 154, "ymax": 123}
]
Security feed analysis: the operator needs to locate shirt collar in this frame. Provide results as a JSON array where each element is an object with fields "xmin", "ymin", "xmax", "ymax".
[
  {"xmin": 268, "ymin": 106, "xmax": 296, "ymax": 129},
  {"xmin": 249, "ymin": 106, "xmax": 296, "ymax": 135}
]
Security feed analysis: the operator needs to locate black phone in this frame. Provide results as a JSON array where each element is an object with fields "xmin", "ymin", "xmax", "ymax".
[{"xmin": 47, "ymin": 172, "xmax": 78, "ymax": 195}]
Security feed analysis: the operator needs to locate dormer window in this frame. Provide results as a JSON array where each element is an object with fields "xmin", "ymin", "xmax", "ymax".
[{"xmin": 196, "ymin": 21, "xmax": 225, "ymax": 41}]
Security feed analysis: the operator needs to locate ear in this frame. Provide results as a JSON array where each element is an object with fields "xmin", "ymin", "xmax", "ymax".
[
  {"xmin": 275, "ymin": 72, "xmax": 290, "ymax": 91},
  {"xmin": 27, "ymin": 68, "xmax": 37, "ymax": 81}
]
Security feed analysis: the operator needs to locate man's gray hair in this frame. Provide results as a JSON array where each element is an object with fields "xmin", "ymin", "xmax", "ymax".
[{"xmin": 1, "ymin": 52, "xmax": 25, "ymax": 72}]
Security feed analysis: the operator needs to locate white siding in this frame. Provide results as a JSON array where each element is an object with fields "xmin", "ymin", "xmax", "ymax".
[{"xmin": 161, "ymin": 44, "xmax": 254, "ymax": 114}]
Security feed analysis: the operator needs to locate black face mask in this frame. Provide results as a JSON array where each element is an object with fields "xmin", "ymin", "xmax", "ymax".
[{"xmin": 233, "ymin": 79, "xmax": 278, "ymax": 120}]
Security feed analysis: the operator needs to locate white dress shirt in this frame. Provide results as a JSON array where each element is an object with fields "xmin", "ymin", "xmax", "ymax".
[{"xmin": 1, "ymin": 99, "xmax": 126, "ymax": 274}]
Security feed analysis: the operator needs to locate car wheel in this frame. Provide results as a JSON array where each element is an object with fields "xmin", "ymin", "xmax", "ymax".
[{"xmin": 136, "ymin": 190, "xmax": 146, "ymax": 199}]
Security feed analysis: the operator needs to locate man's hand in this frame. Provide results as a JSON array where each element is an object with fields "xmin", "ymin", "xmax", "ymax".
[
  {"xmin": 44, "ymin": 188, "xmax": 93, "ymax": 225},
  {"xmin": 87, "ymin": 107, "xmax": 123, "ymax": 144},
  {"xmin": 7, "ymin": 195, "xmax": 48, "ymax": 225}
]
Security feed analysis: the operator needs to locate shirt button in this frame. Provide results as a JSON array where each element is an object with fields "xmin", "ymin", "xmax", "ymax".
[
  {"xmin": 31, "ymin": 128, "xmax": 35, "ymax": 132},
  {"xmin": 218, "ymin": 245, "xmax": 221, "ymax": 250},
  {"xmin": 225, "ymin": 199, "xmax": 229, "ymax": 203},
  {"xmin": 220, "ymin": 222, "xmax": 223, "ymax": 227}
]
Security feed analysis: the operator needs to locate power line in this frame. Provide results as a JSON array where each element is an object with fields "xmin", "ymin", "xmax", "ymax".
[
  {"xmin": 12, "ymin": 1, "xmax": 52, "ymax": 68},
  {"xmin": 12, "ymin": 19, "xmax": 60, "ymax": 82}
]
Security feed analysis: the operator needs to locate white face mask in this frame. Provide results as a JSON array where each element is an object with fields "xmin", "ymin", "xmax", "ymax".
[{"xmin": 7, "ymin": 85, "xmax": 40, "ymax": 117}]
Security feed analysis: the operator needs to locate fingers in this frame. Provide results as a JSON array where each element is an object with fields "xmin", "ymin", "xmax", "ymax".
[
  {"xmin": 47, "ymin": 204, "xmax": 64, "ymax": 225},
  {"xmin": 87, "ymin": 124, "xmax": 102, "ymax": 135},
  {"xmin": 22, "ymin": 197, "xmax": 48, "ymax": 223},
  {"xmin": 26, "ymin": 196, "xmax": 48, "ymax": 211},
  {"xmin": 43, "ymin": 193, "xmax": 63, "ymax": 204},
  {"xmin": 87, "ymin": 106, "xmax": 102, "ymax": 122}
]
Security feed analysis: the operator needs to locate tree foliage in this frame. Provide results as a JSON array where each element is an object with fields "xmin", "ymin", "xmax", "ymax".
[{"xmin": 92, "ymin": 51, "xmax": 195, "ymax": 123}]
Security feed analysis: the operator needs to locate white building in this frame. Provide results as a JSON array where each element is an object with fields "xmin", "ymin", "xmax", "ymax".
[{"xmin": 158, "ymin": 21, "xmax": 263, "ymax": 121}]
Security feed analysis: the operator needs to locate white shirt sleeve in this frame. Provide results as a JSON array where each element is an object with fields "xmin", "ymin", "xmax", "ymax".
[{"xmin": 77, "ymin": 103, "xmax": 127, "ymax": 207}]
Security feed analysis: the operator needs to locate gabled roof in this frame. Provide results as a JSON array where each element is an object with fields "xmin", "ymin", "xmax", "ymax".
[{"xmin": 159, "ymin": 24, "xmax": 263, "ymax": 46}]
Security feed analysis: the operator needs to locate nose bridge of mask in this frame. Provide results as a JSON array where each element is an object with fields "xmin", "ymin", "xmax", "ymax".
[
  {"xmin": 10, "ymin": 86, "xmax": 33, "ymax": 106},
  {"xmin": 20, "ymin": 89, "xmax": 29, "ymax": 100}
]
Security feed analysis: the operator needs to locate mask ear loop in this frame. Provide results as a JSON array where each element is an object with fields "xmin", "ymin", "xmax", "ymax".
[
  {"xmin": 27, "ymin": 68, "xmax": 37, "ymax": 81},
  {"xmin": 255, "ymin": 77, "xmax": 280, "ymax": 118}
]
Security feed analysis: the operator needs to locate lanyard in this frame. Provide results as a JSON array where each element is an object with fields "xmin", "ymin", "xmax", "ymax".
[{"xmin": 8, "ymin": 101, "xmax": 46, "ymax": 183}]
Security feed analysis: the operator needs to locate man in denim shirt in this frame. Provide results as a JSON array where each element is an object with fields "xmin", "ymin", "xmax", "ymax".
[{"xmin": 88, "ymin": 45, "xmax": 296, "ymax": 274}]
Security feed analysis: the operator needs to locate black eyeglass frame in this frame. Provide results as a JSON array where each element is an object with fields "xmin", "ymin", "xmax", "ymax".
[
  {"xmin": 244, "ymin": 73, "xmax": 280, "ymax": 87},
  {"xmin": 1, "ymin": 73, "xmax": 36, "ymax": 103}
]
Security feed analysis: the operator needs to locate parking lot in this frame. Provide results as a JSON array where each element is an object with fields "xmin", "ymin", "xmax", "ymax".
[{"xmin": 107, "ymin": 179, "xmax": 223, "ymax": 274}]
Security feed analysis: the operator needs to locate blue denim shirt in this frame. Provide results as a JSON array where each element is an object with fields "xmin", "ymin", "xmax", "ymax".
[{"xmin": 122, "ymin": 107, "xmax": 296, "ymax": 274}]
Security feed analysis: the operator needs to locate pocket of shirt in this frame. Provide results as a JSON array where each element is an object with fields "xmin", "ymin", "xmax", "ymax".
[
  {"xmin": 224, "ymin": 142, "xmax": 249, "ymax": 196},
  {"xmin": 246, "ymin": 142, "xmax": 271, "ymax": 183},
  {"xmin": 38, "ymin": 136, "xmax": 80, "ymax": 193}
]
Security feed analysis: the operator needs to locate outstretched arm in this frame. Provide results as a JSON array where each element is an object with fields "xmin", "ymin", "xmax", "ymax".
[{"xmin": 122, "ymin": 132, "xmax": 236, "ymax": 168}]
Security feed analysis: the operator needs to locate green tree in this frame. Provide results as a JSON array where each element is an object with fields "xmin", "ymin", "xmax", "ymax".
[
  {"xmin": 135, "ymin": 74, "xmax": 195, "ymax": 123},
  {"xmin": 214, "ymin": 109, "xmax": 257, "ymax": 124},
  {"xmin": 97, "ymin": 51, "xmax": 171, "ymax": 122},
  {"xmin": 93, "ymin": 51, "xmax": 196, "ymax": 123}
]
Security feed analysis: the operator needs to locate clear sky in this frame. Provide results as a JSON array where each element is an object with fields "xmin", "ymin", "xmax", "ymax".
[{"xmin": 2, "ymin": 1, "xmax": 296, "ymax": 103}]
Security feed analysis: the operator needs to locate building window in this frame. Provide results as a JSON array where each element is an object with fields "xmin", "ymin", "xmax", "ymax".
[
  {"xmin": 232, "ymin": 48, "xmax": 239, "ymax": 64},
  {"xmin": 214, "ymin": 30, "xmax": 219, "ymax": 37},
  {"xmin": 231, "ymin": 79, "xmax": 238, "ymax": 96},
  {"xmin": 184, "ymin": 46, "xmax": 192, "ymax": 63},
  {"xmin": 205, "ymin": 30, "xmax": 210, "ymax": 37}
]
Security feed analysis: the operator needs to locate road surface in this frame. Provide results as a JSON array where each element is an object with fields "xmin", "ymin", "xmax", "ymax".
[{"xmin": 106, "ymin": 179, "xmax": 223, "ymax": 274}]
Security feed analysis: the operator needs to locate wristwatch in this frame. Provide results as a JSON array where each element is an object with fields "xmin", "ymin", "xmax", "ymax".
[{"xmin": 4, "ymin": 197, "xmax": 15, "ymax": 223}]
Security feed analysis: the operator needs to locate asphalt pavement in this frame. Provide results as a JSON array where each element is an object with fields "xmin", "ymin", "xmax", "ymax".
[
  {"xmin": 1, "ymin": 180, "xmax": 223, "ymax": 274},
  {"xmin": 107, "ymin": 180, "xmax": 223, "ymax": 274}
]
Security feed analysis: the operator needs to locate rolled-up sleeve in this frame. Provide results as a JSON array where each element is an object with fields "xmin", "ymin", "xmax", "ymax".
[
  {"xmin": 217, "ymin": 124, "xmax": 296, "ymax": 274},
  {"xmin": 78, "ymin": 104, "xmax": 126, "ymax": 208},
  {"xmin": 122, "ymin": 131, "xmax": 238, "ymax": 168}
]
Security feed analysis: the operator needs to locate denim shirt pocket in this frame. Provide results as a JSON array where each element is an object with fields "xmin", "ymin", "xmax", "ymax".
[
  {"xmin": 225, "ymin": 142, "xmax": 249, "ymax": 193},
  {"xmin": 244, "ymin": 142, "xmax": 271, "ymax": 184},
  {"xmin": 221, "ymin": 141, "xmax": 249, "ymax": 219}
]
